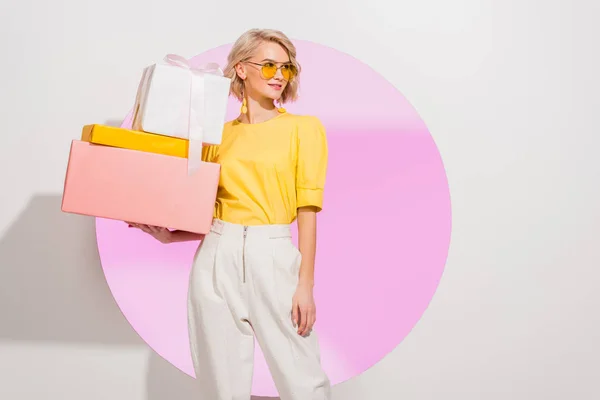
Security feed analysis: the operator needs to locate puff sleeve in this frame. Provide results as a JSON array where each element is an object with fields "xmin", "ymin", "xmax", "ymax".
[{"xmin": 296, "ymin": 116, "xmax": 328, "ymax": 212}]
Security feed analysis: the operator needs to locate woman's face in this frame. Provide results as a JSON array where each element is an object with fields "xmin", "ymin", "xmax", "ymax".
[{"xmin": 239, "ymin": 41, "xmax": 292, "ymax": 101}]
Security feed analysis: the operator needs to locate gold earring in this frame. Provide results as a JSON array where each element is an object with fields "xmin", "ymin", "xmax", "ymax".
[
  {"xmin": 277, "ymin": 100, "xmax": 286, "ymax": 113},
  {"xmin": 241, "ymin": 90, "xmax": 248, "ymax": 114}
]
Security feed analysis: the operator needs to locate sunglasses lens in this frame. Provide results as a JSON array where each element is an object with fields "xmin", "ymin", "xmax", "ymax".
[
  {"xmin": 284, "ymin": 64, "xmax": 298, "ymax": 81},
  {"xmin": 280, "ymin": 65, "xmax": 289, "ymax": 80},
  {"xmin": 261, "ymin": 63, "xmax": 277, "ymax": 79}
]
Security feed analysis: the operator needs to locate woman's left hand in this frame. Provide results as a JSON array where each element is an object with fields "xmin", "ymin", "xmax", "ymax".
[{"xmin": 292, "ymin": 282, "xmax": 316, "ymax": 336}]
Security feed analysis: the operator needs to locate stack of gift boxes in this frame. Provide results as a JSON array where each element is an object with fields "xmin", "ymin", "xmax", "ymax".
[{"xmin": 61, "ymin": 54, "xmax": 231, "ymax": 234}]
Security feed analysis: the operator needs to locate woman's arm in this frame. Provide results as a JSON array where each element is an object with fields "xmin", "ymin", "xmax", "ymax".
[
  {"xmin": 293, "ymin": 206, "xmax": 319, "ymax": 336},
  {"xmin": 168, "ymin": 230, "xmax": 205, "ymax": 243},
  {"xmin": 292, "ymin": 115, "xmax": 328, "ymax": 335},
  {"xmin": 296, "ymin": 206, "xmax": 319, "ymax": 287}
]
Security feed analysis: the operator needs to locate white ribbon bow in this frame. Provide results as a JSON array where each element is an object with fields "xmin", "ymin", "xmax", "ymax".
[{"xmin": 163, "ymin": 54, "xmax": 224, "ymax": 175}]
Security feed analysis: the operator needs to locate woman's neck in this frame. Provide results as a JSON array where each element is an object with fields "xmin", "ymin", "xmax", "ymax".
[{"xmin": 238, "ymin": 92, "xmax": 279, "ymax": 124}]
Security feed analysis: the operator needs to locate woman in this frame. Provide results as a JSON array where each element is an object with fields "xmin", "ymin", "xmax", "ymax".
[{"xmin": 129, "ymin": 29, "xmax": 331, "ymax": 399}]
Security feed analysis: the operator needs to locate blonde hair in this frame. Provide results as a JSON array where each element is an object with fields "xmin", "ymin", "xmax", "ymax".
[{"xmin": 224, "ymin": 29, "xmax": 301, "ymax": 104}]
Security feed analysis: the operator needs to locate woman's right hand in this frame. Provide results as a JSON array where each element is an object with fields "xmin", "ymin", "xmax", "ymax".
[{"xmin": 126, "ymin": 222, "xmax": 173, "ymax": 244}]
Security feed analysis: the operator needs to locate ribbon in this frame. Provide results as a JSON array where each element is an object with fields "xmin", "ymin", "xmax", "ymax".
[{"xmin": 163, "ymin": 54, "xmax": 224, "ymax": 175}]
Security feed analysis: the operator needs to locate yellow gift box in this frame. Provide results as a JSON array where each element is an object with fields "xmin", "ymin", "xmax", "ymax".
[{"xmin": 81, "ymin": 125, "xmax": 188, "ymax": 158}]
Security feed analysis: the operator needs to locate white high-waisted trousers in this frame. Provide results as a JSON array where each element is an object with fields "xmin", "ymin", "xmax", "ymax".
[{"xmin": 187, "ymin": 218, "xmax": 331, "ymax": 400}]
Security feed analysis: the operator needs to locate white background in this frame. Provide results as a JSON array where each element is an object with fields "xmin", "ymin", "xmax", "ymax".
[{"xmin": 1, "ymin": 0, "xmax": 598, "ymax": 399}]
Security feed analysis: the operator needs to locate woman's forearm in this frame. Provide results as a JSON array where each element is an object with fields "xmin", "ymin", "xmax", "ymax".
[
  {"xmin": 296, "ymin": 206, "xmax": 318, "ymax": 287},
  {"xmin": 168, "ymin": 230, "xmax": 205, "ymax": 243}
]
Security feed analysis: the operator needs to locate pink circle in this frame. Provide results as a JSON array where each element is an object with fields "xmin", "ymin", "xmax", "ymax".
[{"xmin": 96, "ymin": 40, "xmax": 451, "ymax": 396}]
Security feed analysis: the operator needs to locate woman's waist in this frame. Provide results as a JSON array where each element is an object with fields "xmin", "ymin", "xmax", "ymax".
[
  {"xmin": 209, "ymin": 218, "xmax": 292, "ymax": 239},
  {"xmin": 213, "ymin": 197, "xmax": 297, "ymax": 226}
]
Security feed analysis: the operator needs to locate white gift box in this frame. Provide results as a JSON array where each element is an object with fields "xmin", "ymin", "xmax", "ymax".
[{"xmin": 131, "ymin": 54, "xmax": 231, "ymax": 174}]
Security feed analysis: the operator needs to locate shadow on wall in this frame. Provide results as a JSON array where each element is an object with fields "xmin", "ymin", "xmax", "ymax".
[
  {"xmin": 146, "ymin": 352, "xmax": 279, "ymax": 400},
  {"xmin": 0, "ymin": 194, "xmax": 279, "ymax": 399},
  {"xmin": 0, "ymin": 194, "xmax": 141, "ymax": 345}
]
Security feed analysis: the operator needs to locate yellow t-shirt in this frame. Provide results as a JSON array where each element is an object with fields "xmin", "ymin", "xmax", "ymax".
[{"xmin": 201, "ymin": 112, "xmax": 328, "ymax": 226}]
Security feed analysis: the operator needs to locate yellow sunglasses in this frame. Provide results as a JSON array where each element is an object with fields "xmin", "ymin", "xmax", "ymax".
[{"xmin": 245, "ymin": 61, "xmax": 297, "ymax": 81}]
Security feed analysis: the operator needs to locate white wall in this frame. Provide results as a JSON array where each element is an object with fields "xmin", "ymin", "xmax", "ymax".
[{"xmin": 1, "ymin": 0, "xmax": 598, "ymax": 399}]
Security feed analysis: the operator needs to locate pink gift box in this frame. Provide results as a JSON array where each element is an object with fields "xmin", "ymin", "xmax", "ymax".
[{"xmin": 61, "ymin": 140, "xmax": 220, "ymax": 234}]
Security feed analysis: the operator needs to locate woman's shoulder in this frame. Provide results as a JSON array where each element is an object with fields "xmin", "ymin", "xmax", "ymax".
[
  {"xmin": 281, "ymin": 112, "xmax": 325, "ymax": 129},
  {"xmin": 223, "ymin": 113, "xmax": 323, "ymax": 128},
  {"xmin": 223, "ymin": 119, "xmax": 237, "ymax": 128}
]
